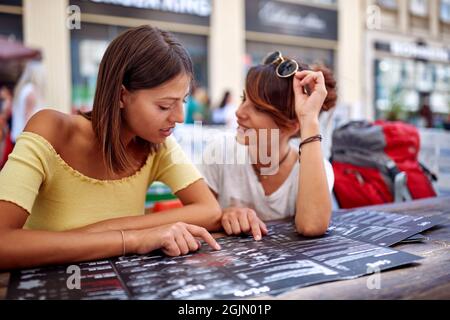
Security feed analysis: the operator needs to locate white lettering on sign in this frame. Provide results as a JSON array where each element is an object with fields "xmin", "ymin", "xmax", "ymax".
[
  {"xmin": 90, "ymin": 0, "xmax": 211, "ymax": 17},
  {"xmin": 259, "ymin": 1, "xmax": 327, "ymax": 32},
  {"xmin": 390, "ymin": 41, "xmax": 450, "ymax": 63}
]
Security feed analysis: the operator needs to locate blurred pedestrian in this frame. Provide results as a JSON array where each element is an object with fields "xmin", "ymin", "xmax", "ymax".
[
  {"xmin": 0, "ymin": 84, "xmax": 14, "ymax": 168},
  {"xmin": 185, "ymin": 86, "xmax": 204, "ymax": 124},
  {"xmin": 418, "ymin": 102, "xmax": 433, "ymax": 128},
  {"xmin": 11, "ymin": 60, "xmax": 46, "ymax": 143},
  {"xmin": 195, "ymin": 87, "xmax": 210, "ymax": 123},
  {"xmin": 212, "ymin": 90, "xmax": 237, "ymax": 128},
  {"xmin": 184, "ymin": 86, "xmax": 209, "ymax": 124}
]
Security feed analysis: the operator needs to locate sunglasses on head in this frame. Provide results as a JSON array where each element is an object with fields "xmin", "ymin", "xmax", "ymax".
[{"xmin": 262, "ymin": 51, "xmax": 299, "ymax": 78}]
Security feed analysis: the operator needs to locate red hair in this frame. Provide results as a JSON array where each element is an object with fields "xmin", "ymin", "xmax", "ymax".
[{"xmin": 245, "ymin": 60, "xmax": 337, "ymax": 129}]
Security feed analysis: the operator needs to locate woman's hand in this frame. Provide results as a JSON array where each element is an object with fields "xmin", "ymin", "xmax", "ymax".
[
  {"xmin": 293, "ymin": 70, "xmax": 328, "ymax": 122},
  {"xmin": 129, "ymin": 222, "xmax": 221, "ymax": 256},
  {"xmin": 221, "ymin": 207, "xmax": 268, "ymax": 241}
]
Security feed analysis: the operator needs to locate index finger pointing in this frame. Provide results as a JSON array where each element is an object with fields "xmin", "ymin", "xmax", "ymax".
[
  {"xmin": 186, "ymin": 224, "xmax": 221, "ymax": 251},
  {"xmin": 248, "ymin": 211, "xmax": 262, "ymax": 241}
]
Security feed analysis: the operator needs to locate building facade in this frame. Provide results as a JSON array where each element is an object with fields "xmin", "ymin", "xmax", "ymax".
[
  {"xmin": 364, "ymin": 0, "xmax": 450, "ymax": 127},
  {"xmin": 0, "ymin": 0, "xmax": 341, "ymax": 114},
  {"xmin": 1, "ymin": 0, "xmax": 448, "ymax": 125}
]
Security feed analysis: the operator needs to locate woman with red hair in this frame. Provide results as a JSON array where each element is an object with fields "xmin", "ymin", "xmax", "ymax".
[{"xmin": 200, "ymin": 51, "xmax": 337, "ymax": 240}]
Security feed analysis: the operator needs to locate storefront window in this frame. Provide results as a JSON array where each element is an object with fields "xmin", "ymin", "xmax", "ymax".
[
  {"xmin": 410, "ymin": 0, "xmax": 428, "ymax": 17},
  {"xmin": 375, "ymin": 57, "xmax": 450, "ymax": 127},
  {"xmin": 442, "ymin": 0, "xmax": 450, "ymax": 23},
  {"xmin": 70, "ymin": 23, "xmax": 208, "ymax": 112},
  {"xmin": 416, "ymin": 61, "xmax": 434, "ymax": 93},
  {"xmin": 176, "ymin": 33, "xmax": 208, "ymax": 90},
  {"xmin": 377, "ymin": 0, "xmax": 398, "ymax": 10},
  {"xmin": 0, "ymin": 13, "xmax": 22, "ymax": 40}
]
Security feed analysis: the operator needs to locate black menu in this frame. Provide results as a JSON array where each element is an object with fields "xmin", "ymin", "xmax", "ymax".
[
  {"xmin": 329, "ymin": 209, "xmax": 443, "ymax": 246},
  {"xmin": 7, "ymin": 219, "xmax": 423, "ymax": 300}
]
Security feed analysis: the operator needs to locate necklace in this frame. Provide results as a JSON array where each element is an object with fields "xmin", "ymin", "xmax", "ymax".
[{"xmin": 253, "ymin": 148, "xmax": 292, "ymax": 180}]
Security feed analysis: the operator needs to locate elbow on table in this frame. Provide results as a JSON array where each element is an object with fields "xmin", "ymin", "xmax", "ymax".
[
  {"xmin": 295, "ymin": 201, "xmax": 332, "ymax": 237},
  {"xmin": 295, "ymin": 215, "xmax": 330, "ymax": 238},
  {"xmin": 295, "ymin": 223, "xmax": 328, "ymax": 237}
]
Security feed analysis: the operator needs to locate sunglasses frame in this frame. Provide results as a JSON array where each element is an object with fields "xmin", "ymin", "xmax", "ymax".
[{"xmin": 262, "ymin": 51, "xmax": 299, "ymax": 78}]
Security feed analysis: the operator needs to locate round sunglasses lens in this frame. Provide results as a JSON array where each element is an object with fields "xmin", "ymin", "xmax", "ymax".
[
  {"xmin": 263, "ymin": 52, "xmax": 281, "ymax": 64},
  {"xmin": 277, "ymin": 60, "xmax": 298, "ymax": 77}
]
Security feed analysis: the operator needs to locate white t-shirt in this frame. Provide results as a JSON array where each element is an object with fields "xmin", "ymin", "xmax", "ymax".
[
  {"xmin": 197, "ymin": 137, "xmax": 334, "ymax": 221},
  {"xmin": 11, "ymin": 83, "xmax": 42, "ymax": 142},
  {"xmin": 212, "ymin": 104, "xmax": 238, "ymax": 129}
]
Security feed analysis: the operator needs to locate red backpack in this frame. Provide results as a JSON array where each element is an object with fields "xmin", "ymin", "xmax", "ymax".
[{"xmin": 331, "ymin": 121, "xmax": 437, "ymax": 209}]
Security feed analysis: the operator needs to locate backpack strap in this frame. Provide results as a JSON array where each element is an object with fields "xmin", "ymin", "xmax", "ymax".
[{"xmin": 419, "ymin": 162, "xmax": 438, "ymax": 182}]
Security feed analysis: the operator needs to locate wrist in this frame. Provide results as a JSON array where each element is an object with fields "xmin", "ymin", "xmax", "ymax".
[
  {"xmin": 297, "ymin": 113, "xmax": 319, "ymax": 124},
  {"xmin": 124, "ymin": 230, "xmax": 139, "ymax": 254},
  {"xmin": 300, "ymin": 120, "xmax": 320, "ymax": 138}
]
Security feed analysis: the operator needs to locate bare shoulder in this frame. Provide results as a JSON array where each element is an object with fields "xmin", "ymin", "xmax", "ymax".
[{"xmin": 23, "ymin": 109, "xmax": 72, "ymax": 153}]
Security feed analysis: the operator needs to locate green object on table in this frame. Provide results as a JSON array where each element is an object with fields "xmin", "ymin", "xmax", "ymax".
[{"xmin": 146, "ymin": 182, "xmax": 177, "ymax": 207}]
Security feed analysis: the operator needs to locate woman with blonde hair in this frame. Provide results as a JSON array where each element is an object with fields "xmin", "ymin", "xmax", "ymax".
[{"xmin": 11, "ymin": 60, "xmax": 46, "ymax": 143}]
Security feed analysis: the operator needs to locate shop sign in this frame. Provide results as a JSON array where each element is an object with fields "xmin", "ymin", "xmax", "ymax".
[
  {"xmin": 71, "ymin": 0, "xmax": 210, "ymax": 25},
  {"xmin": 246, "ymin": 0, "xmax": 338, "ymax": 41},
  {"xmin": 0, "ymin": 0, "xmax": 22, "ymax": 6},
  {"xmin": 89, "ymin": 0, "xmax": 211, "ymax": 17},
  {"xmin": 376, "ymin": 41, "xmax": 450, "ymax": 63}
]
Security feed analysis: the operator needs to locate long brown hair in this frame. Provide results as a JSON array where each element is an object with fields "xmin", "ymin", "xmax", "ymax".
[
  {"xmin": 245, "ymin": 59, "xmax": 337, "ymax": 131},
  {"xmin": 83, "ymin": 25, "xmax": 193, "ymax": 174}
]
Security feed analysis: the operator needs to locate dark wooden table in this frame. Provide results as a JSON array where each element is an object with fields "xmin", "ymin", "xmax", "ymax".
[
  {"xmin": 1, "ymin": 196, "xmax": 449, "ymax": 300},
  {"xmin": 259, "ymin": 196, "xmax": 450, "ymax": 300}
]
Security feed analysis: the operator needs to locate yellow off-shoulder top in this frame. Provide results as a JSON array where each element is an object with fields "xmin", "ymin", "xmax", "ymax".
[{"xmin": 0, "ymin": 132, "xmax": 202, "ymax": 231}]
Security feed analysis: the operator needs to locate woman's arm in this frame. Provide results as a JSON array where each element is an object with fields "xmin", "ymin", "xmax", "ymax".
[
  {"xmin": 295, "ymin": 118, "xmax": 332, "ymax": 236},
  {"xmin": 293, "ymin": 71, "xmax": 332, "ymax": 236},
  {"xmin": 73, "ymin": 179, "xmax": 222, "ymax": 233},
  {"xmin": 0, "ymin": 199, "xmax": 126, "ymax": 270},
  {"xmin": 0, "ymin": 200, "xmax": 220, "ymax": 270}
]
